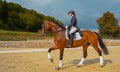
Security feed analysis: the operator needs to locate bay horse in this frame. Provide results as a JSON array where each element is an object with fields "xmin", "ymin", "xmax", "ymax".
[{"xmin": 41, "ymin": 20, "xmax": 109, "ymax": 70}]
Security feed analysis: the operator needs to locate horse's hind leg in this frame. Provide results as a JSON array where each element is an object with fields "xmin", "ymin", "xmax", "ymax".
[
  {"xmin": 48, "ymin": 47, "xmax": 58, "ymax": 63},
  {"xmin": 77, "ymin": 43, "xmax": 89, "ymax": 67},
  {"xmin": 92, "ymin": 44, "xmax": 104, "ymax": 66}
]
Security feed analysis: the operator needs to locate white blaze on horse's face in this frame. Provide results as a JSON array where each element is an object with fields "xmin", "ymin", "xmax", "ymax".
[
  {"xmin": 41, "ymin": 22, "xmax": 47, "ymax": 36},
  {"xmin": 42, "ymin": 26, "xmax": 44, "ymax": 33}
]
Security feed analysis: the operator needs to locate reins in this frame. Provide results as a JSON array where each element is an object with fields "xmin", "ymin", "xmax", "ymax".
[{"xmin": 55, "ymin": 29, "xmax": 65, "ymax": 33}]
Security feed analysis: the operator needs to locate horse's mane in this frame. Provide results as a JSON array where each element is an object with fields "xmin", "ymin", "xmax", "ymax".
[
  {"xmin": 45, "ymin": 20, "xmax": 65, "ymax": 29},
  {"xmin": 57, "ymin": 24, "xmax": 65, "ymax": 29}
]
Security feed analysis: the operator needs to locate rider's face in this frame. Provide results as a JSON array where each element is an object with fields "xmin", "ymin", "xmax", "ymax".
[{"xmin": 68, "ymin": 13, "xmax": 73, "ymax": 17}]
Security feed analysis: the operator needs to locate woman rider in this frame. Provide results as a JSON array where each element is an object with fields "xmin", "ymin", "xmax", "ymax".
[{"xmin": 67, "ymin": 10, "xmax": 82, "ymax": 47}]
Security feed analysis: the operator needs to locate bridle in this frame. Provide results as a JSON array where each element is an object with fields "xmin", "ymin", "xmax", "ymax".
[
  {"xmin": 42, "ymin": 22, "xmax": 47, "ymax": 36},
  {"xmin": 42, "ymin": 21, "xmax": 65, "ymax": 36}
]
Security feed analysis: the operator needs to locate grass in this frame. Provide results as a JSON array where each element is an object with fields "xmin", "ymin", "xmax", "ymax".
[
  {"xmin": 0, "ymin": 29, "xmax": 53, "ymax": 41},
  {"xmin": 0, "ymin": 29, "xmax": 40, "ymax": 36}
]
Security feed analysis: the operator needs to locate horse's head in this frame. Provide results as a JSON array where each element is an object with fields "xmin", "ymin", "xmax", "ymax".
[
  {"xmin": 41, "ymin": 20, "xmax": 51, "ymax": 36},
  {"xmin": 41, "ymin": 20, "xmax": 65, "ymax": 36}
]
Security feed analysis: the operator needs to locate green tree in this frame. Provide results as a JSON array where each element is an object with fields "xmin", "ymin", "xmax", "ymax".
[
  {"xmin": 96, "ymin": 11, "xmax": 120, "ymax": 38},
  {"xmin": 0, "ymin": 0, "xmax": 64, "ymax": 33},
  {"xmin": 7, "ymin": 11, "xmax": 20, "ymax": 30},
  {"xmin": 18, "ymin": 10, "xmax": 44, "ymax": 32},
  {"xmin": 0, "ymin": 0, "xmax": 9, "ymax": 29},
  {"xmin": 2, "ymin": 0, "xmax": 9, "ymax": 23},
  {"xmin": 0, "ymin": 0, "xmax": 3, "ymax": 19}
]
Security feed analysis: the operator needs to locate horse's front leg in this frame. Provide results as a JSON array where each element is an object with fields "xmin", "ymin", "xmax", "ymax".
[
  {"xmin": 77, "ymin": 44, "xmax": 89, "ymax": 67},
  {"xmin": 48, "ymin": 47, "xmax": 57, "ymax": 63},
  {"xmin": 56, "ymin": 48, "xmax": 64, "ymax": 70}
]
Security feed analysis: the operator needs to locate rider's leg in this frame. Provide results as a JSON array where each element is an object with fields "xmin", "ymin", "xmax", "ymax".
[
  {"xmin": 68, "ymin": 33, "xmax": 73, "ymax": 47},
  {"xmin": 69, "ymin": 27, "xmax": 77, "ymax": 34},
  {"xmin": 76, "ymin": 26, "xmax": 82, "ymax": 36},
  {"xmin": 66, "ymin": 26, "xmax": 70, "ymax": 39},
  {"xmin": 68, "ymin": 27, "xmax": 77, "ymax": 47}
]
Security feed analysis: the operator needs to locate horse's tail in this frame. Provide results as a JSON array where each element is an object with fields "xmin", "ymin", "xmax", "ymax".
[{"xmin": 95, "ymin": 32, "xmax": 109, "ymax": 55}]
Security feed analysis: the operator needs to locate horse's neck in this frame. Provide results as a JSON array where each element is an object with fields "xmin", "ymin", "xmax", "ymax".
[{"xmin": 51, "ymin": 23, "xmax": 63, "ymax": 34}]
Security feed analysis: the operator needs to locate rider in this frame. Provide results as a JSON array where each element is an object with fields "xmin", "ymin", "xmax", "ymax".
[{"xmin": 67, "ymin": 10, "xmax": 82, "ymax": 47}]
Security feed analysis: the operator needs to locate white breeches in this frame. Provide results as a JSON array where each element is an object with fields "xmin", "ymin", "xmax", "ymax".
[
  {"xmin": 66, "ymin": 26, "xmax": 77, "ymax": 34},
  {"xmin": 69, "ymin": 27, "xmax": 77, "ymax": 34}
]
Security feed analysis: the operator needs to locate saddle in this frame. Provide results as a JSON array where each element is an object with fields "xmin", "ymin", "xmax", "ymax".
[{"xmin": 65, "ymin": 27, "xmax": 82, "ymax": 40}]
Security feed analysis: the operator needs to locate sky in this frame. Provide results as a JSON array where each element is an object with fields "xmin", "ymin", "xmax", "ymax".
[{"xmin": 6, "ymin": 0, "xmax": 120, "ymax": 30}]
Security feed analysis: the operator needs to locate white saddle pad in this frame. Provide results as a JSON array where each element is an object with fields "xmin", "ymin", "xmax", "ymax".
[{"xmin": 65, "ymin": 30, "xmax": 82, "ymax": 40}]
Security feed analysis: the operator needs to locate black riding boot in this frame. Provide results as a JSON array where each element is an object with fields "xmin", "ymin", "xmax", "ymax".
[
  {"xmin": 76, "ymin": 26, "xmax": 82, "ymax": 36},
  {"xmin": 68, "ymin": 34, "xmax": 73, "ymax": 47}
]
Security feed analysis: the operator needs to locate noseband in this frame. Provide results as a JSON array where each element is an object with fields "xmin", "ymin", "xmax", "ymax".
[{"xmin": 42, "ymin": 22, "xmax": 46, "ymax": 34}]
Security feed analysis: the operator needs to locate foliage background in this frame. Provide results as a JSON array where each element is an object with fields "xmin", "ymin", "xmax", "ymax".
[
  {"xmin": 0, "ymin": 0, "xmax": 64, "ymax": 32},
  {"xmin": 97, "ymin": 11, "xmax": 120, "ymax": 38}
]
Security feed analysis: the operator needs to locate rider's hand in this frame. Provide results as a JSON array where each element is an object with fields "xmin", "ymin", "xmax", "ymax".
[{"xmin": 68, "ymin": 25, "xmax": 71, "ymax": 29}]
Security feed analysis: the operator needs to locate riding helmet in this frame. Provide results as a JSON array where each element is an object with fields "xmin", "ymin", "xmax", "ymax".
[{"xmin": 68, "ymin": 10, "xmax": 75, "ymax": 15}]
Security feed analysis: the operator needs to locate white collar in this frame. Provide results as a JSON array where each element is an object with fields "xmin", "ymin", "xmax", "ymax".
[{"xmin": 71, "ymin": 15, "xmax": 74, "ymax": 18}]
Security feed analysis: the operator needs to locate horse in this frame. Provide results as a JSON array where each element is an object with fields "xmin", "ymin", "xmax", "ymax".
[{"xmin": 41, "ymin": 20, "xmax": 109, "ymax": 70}]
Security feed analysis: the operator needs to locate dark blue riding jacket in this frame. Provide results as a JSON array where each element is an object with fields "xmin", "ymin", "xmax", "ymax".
[{"xmin": 69, "ymin": 15, "xmax": 77, "ymax": 28}]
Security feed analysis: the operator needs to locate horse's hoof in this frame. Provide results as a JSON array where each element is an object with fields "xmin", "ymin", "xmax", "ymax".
[
  {"xmin": 55, "ymin": 66, "xmax": 60, "ymax": 70},
  {"xmin": 100, "ymin": 63, "xmax": 104, "ymax": 67},
  {"xmin": 49, "ymin": 58, "xmax": 53, "ymax": 63},
  {"xmin": 77, "ymin": 64, "xmax": 84, "ymax": 67}
]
